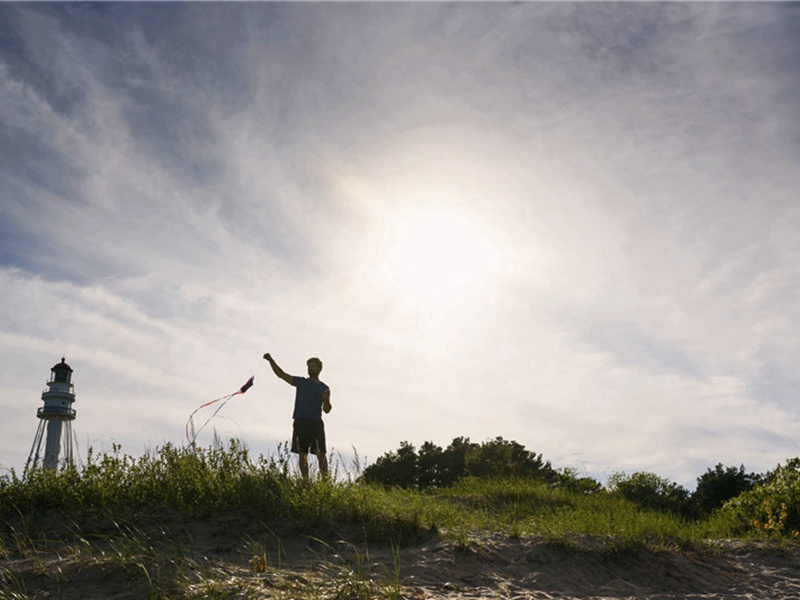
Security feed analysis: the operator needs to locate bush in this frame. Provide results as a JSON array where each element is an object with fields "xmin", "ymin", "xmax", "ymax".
[
  {"xmin": 416, "ymin": 441, "xmax": 444, "ymax": 488},
  {"xmin": 465, "ymin": 437, "xmax": 556, "ymax": 482},
  {"xmin": 363, "ymin": 439, "xmax": 473, "ymax": 488},
  {"xmin": 721, "ymin": 458, "xmax": 800, "ymax": 536},
  {"xmin": 689, "ymin": 463, "xmax": 762, "ymax": 517},
  {"xmin": 437, "ymin": 437, "xmax": 478, "ymax": 486},
  {"xmin": 361, "ymin": 441, "xmax": 419, "ymax": 487},
  {"xmin": 607, "ymin": 471, "xmax": 689, "ymax": 514},
  {"xmin": 362, "ymin": 437, "xmax": 556, "ymax": 488},
  {"xmin": 556, "ymin": 467, "xmax": 603, "ymax": 494}
]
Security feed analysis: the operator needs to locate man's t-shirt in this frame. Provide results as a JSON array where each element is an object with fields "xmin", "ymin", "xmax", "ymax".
[{"xmin": 291, "ymin": 376, "xmax": 329, "ymax": 420}]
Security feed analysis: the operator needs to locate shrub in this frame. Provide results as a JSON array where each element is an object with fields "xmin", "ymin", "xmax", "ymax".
[
  {"xmin": 721, "ymin": 458, "xmax": 800, "ymax": 536},
  {"xmin": 361, "ymin": 441, "xmax": 418, "ymax": 487},
  {"xmin": 689, "ymin": 463, "xmax": 762, "ymax": 517},
  {"xmin": 417, "ymin": 441, "xmax": 444, "ymax": 488},
  {"xmin": 556, "ymin": 467, "xmax": 603, "ymax": 494},
  {"xmin": 362, "ymin": 437, "xmax": 555, "ymax": 488},
  {"xmin": 607, "ymin": 471, "xmax": 689, "ymax": 514},
  {"xmin": 465, "ymin": 437, "xmax": 556, "ymax": 482},
  {"xmin": 437, "ymin": 437, "xmax": 479, "ymax": 485},
  {"xmin": 363, "ymin": 439, "xmax": 478, "ymax": 488}
]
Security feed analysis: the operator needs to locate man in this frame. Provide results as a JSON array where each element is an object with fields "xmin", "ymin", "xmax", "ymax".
[{"xmin": 263, "ymin": 353, "xmax": 332, "ymax": 481}]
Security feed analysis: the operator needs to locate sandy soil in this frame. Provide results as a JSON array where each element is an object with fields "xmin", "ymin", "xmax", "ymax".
[
  {"xmin": 395, "ymin": 535, "xmax": 800, "ymax": 599},
  {"xmin": 3, "ymin": 513, "xmax": 800, "ymax": 599}
]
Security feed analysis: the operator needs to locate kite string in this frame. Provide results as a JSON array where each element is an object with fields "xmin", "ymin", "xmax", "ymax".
[
  {"xmin": 186, "ymin": 392, "xmax": 233, "ymax": 444},
  {"xmin": 185, "ymin": 356, "xmax": 268, "ymax": 446},
  {"xmin": 188, "ymin": 391, "xmax": 239, "ymax": 445},
  {"xmin": 186, "ymin": 368, "xmax": 260, "ymax": 445}
]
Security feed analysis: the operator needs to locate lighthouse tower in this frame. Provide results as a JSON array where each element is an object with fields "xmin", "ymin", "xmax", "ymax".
[{"xmin": 26, "ymin": 358, "xmax": 78, "ymax": 471}]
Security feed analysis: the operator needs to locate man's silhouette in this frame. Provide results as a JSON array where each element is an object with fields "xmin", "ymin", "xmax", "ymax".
[{"xmin": 263, "ymin": 353, "xmax": 332, "ymax": 480}]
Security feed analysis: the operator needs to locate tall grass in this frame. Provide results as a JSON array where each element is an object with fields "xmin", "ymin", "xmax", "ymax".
[
  {"xmin": 0, "ymin": 439, "xmax": 793, "ymax": 599},
  {"xmin": 0, "ymin": 440, "xmax": 772, "ymax": 543},
  {"xmin": 4, "ymin": 439, "xmax": 287, "ymax": 514},
  {"xmin": 0, "ymin": 440, "xmax": 418, "ymax": 599},
  {"xmin": 1, "ymin": 439, "xmax": 430, "ymax": 544},
  {"xmin": 0, "ymin": 438, "xmax": 769, "ymax": 544}
]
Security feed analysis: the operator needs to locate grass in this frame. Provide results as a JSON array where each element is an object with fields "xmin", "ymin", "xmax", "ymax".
[{"xmin": 0, "ymin": 439, "xmax": 793, "ymax": 598}]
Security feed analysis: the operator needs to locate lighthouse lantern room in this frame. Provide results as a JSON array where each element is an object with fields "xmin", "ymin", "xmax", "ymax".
[{"xmin": 27, "ymin": 358, "xmax": 78, "ymax": 471}]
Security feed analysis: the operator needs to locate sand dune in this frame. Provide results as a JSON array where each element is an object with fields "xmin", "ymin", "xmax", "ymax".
[{"xmin": 4, "ymin": 514, "xmax": 799, "ymax": 598}]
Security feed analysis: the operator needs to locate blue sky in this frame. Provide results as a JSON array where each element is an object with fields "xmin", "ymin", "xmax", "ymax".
[{"xmin": 2, "ymin": 2, "xmax": 800, "ymax": 488}]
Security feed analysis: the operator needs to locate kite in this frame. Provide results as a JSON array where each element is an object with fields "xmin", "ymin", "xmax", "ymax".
[{"xmin": 185, "ymin": 375, "xmax": 255, "ymax": 445}]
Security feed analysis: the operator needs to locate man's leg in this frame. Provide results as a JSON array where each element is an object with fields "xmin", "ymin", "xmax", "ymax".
[
  {"xmin": 316, "ymin": 452, "xmax": 329, "ymax": 479},
  {"xmin": 298, "ymin": 453, "xmax": 309, "ymax": 481}
]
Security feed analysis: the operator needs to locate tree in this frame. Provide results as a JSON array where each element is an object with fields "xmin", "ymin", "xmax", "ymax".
[
  {"xmin": 364, "ymin": 438, "xmax": 480, "ymax": 488},
  {"xmin": 690, "ymin": 463, "xmax": 762, "ymax": 517},
  {"xmin": 417, "ymin": 441, "xmax": 444, "ymax": 488},
  {"xmin": 439, "ymin": 437, "xmax": 478, "ymax": 485},
  {"xmin": 608, "ymin": 471, "xmax": 689, "ymax": 514},
  {"xmin": 362, "ymin": 441, "xmax": 418, "ymax": 487},
  {"xmin": 465, "ymin": 437, "xmax": 556, "ymax": 481},
  {"xmin": 362, "ymin": 436, "xmax": 556, "ymax": 488}
]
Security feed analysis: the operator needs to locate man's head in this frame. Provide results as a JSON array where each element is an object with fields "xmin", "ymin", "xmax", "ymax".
[{"xmin": 307, "ymin": 357, "xmax": 323, "ymax": 378}]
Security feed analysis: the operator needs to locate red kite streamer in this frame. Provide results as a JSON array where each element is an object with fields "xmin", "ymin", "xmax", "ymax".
[{"xmin": 186, "ymin": 376, "xmax": 255, "ymax": 444}]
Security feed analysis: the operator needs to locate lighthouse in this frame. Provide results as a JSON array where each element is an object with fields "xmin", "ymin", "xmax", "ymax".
[{"xmin": 26, "ymin": 358, "xmax": 78, "ymax": 471}]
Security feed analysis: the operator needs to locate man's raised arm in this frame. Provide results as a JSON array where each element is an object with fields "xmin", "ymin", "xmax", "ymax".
[{"xmin": 263, "ymin": 353, "xmax": 293, "ymax": 385}]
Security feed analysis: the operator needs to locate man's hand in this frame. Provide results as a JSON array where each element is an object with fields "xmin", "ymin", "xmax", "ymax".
[{"xmin": 322, "ymin": 389, "xmax": 332, "ymax": 414}]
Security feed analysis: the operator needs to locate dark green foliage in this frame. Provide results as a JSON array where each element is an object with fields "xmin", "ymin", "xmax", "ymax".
[
  {"xmin": 556, "ymin": 468, "xmax": 603, "ymax": 494},
  {"xmin": 465, "ymin": 437, "xmax": 557, "ymax": 481},
  {"xmin": 361, "ymin": 441, "xmax": 419, "ymax": 487},
  {"xmin": 607, "ymin": 471, "xmax": 689, "ymax": 515},
  {"xmin": 438, "ymin": 436, "xmax": 479, "ymax": 485},
  {"xmin": 689, "ymin": 463, "xmax": 762, "ymax": 517},
  {"xmin": 362, "ymin": 437, "xmax": 556, "ymax": 488},
  {"xmin": 417, "ymin": 438, "xmax": 482, "ymax": 488},
  {"xmin": 722, "ymin": 457, "xmax": 800, "ymax": 535},
  {"xmin": 417, "ymin": 441, "xmax": 444, "ymax": 488}
]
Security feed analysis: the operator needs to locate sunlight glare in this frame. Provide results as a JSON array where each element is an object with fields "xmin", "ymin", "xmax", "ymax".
[{"xmin": 376, "ymin": 204, "xmax": 504, "ymax": 324}]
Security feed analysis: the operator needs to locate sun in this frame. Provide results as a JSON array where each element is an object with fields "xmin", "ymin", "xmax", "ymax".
[{"xmin": 375, "ymin": 204, "xmax": 504, "ymax": 324}]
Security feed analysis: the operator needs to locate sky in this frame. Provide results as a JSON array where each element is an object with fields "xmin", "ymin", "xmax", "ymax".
[{"xmin": 2, "ymin": 2, "xmax": 800, "ymax": 489}]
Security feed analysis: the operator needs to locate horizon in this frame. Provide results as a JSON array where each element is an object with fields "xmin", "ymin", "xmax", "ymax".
[
  {"xmin": 2, "ymin": 3, "xmax": 800, "ymax": 490},
  {"xmin": 5, "ymin": 353, "xmax": 796, "ymax": 492}
]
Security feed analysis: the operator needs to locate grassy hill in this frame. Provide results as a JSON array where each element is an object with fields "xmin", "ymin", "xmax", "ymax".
[{"xmin": 2, "ymin": 440, "xmax": 799, "ymax": 599}]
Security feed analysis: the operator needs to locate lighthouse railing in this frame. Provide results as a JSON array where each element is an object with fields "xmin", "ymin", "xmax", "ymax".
[{"xmin": 37, "ymin": 406, "xmax": 77, "ymax": 419}]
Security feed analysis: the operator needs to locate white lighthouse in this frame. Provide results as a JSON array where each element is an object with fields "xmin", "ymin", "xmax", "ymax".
[{"xmin": 26, "ymin": 358, "xmax": 78, "ymax": 471}]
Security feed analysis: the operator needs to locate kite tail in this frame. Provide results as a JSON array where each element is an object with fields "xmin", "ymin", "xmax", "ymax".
[{"xmin": 185, "ymin": 376, "xmax": 255, "ymax": 445}]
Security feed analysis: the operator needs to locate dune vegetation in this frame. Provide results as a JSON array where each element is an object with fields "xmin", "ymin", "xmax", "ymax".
[{"xmin": 1, "ymin": 438, "xmax": 799, "ymax": 599}]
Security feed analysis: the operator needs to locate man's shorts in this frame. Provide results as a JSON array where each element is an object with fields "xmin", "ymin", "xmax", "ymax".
[{"xmin": 291, "ymin": 418, "xmax": 326, "ymax": 455}]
